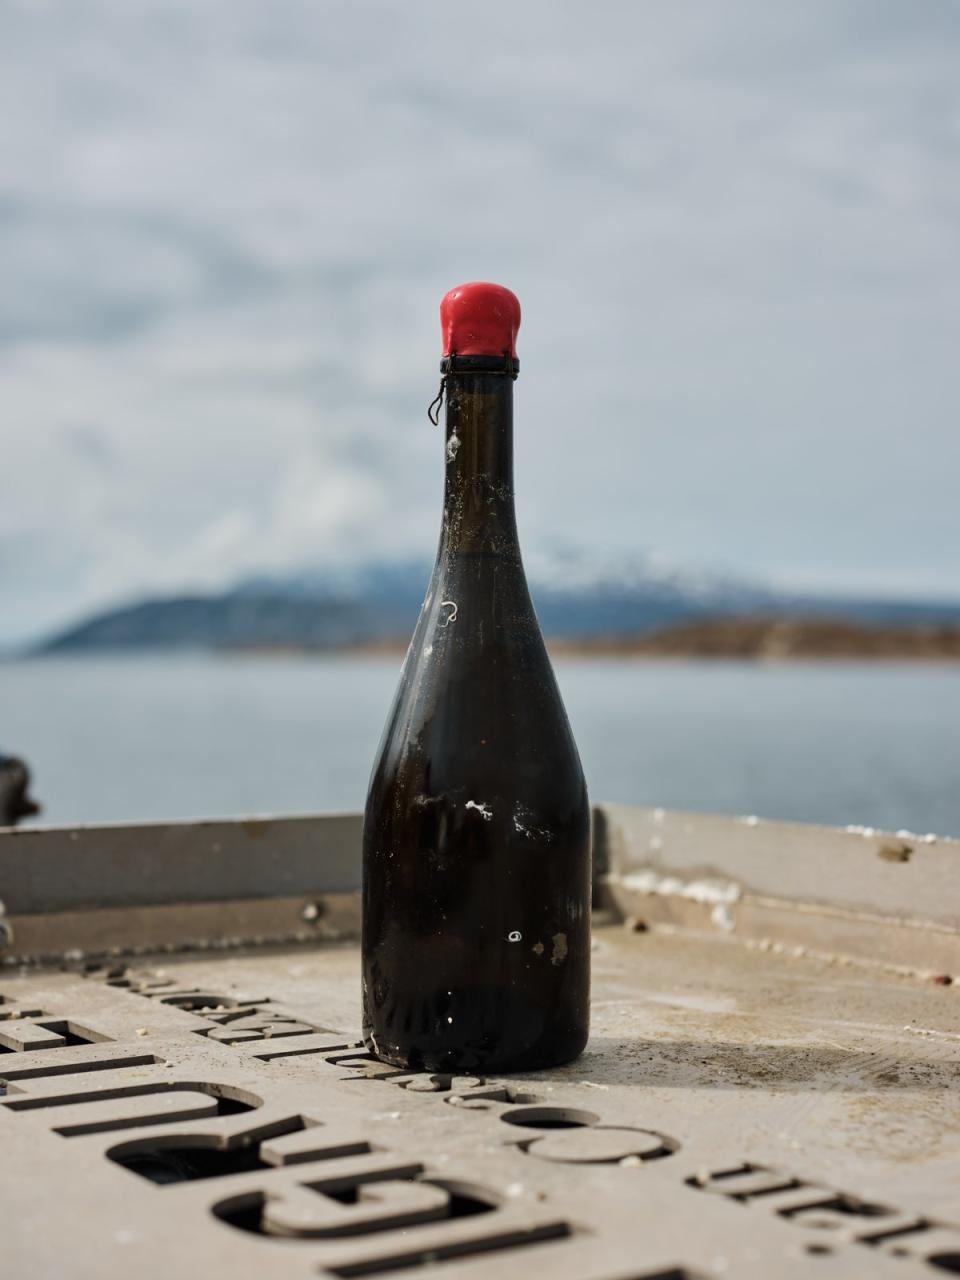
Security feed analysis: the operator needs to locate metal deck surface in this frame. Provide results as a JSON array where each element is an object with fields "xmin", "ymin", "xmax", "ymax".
[{"xmin": 1, "ymin": 805, "xmax": 959, "ymax": 1279}]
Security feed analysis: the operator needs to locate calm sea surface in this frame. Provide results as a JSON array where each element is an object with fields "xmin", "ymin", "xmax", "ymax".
[{"xmin": 1, "ymin": 655, "xmax": 958, "ymax": 837}]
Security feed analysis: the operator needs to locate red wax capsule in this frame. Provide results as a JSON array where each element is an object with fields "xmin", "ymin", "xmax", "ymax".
[{"xmin": 440, "ymin": 281, "xmax": 521, "ymax": 359}]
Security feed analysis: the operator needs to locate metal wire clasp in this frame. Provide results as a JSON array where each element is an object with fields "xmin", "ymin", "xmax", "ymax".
[{"xmin": 427, "ymin": 375, "xmax": 447, "ymax": 426}]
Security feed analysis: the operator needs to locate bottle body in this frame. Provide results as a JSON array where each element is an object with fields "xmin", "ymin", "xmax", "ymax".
[{"xmin": 361, "ymin": 367, "xmax": 590, "ymax": 1073}]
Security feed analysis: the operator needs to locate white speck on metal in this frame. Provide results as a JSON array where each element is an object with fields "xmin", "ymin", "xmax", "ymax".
[{"xmin": 711, "ymin": 903, "xmax": 735, "ymax": 932}]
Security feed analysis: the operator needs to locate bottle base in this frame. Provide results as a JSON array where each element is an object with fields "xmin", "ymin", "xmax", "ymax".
[{"xmin": 363, "ymin": 1025, "xmax": 589, "ymax": 1076}]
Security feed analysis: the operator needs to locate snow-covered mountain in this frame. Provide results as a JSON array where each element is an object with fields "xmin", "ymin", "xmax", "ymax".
[{"xmin": 33, "ymin": 555, "xmax": 960, "ymax": 653}]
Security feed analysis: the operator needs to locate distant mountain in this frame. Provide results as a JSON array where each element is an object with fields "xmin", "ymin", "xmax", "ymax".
[
  {"xmin": 32, "ymin": 556, "xmax": 960, "ymax": 654},
  {"xmin": 36, "ymin": 592, "xmax": 398, "ymax": 653}
]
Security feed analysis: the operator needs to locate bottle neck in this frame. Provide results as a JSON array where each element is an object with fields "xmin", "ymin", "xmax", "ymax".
[{"xmin": 440, "ymin": 371, "xmax": 518, "ymax": 556}]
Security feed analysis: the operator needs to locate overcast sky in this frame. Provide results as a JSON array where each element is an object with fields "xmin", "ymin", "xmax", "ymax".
[{"xmin": 1, "ymin": 0, "xmax": 958, "ymax": 642}]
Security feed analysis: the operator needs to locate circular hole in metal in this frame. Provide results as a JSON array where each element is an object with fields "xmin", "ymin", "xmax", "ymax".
[{"xmin": 500, "ymin": 1106, "xmax": 600, "ymax": 1130}]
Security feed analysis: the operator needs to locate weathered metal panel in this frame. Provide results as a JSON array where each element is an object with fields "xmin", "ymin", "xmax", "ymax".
[
  {"xmin": 596, "ymin": 804, "xmax": 960, "ymax": 973},
  {"xmin": 1, "ymin": 927, "xmax": 959, "ymax": 1278},
  {"xmin": 4, "ymin": 804, "xmax": 960, "ymax": 970},
  {"xmin": 0, "ymin": 812, "xmax": 363, "ymax": 912}
]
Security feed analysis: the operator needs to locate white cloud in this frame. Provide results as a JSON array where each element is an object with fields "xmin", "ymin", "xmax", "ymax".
[{"xmin": 1, "ymin": 0, "xmax": 959, "ymax": 641}]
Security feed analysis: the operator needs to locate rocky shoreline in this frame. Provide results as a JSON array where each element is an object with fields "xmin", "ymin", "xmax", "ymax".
[{"xmin": 547, "ymin": 616, "xmax": 960, "ymax": 660}]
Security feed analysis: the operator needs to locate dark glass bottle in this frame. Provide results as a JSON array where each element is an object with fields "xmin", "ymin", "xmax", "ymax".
[{"xmin": 361, "ymin": 282, "xmax": 590, "ymax": 1073}]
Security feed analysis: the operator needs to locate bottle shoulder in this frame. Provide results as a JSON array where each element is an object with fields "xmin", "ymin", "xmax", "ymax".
[{"xmin": 365, "ymin": 547, "xmax": 587, "ymax": 819}]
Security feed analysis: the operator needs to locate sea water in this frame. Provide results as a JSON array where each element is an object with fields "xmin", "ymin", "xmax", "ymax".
[{"xmin": 1, "ymin": 654, "xmax": 958, "ymax": 837}]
